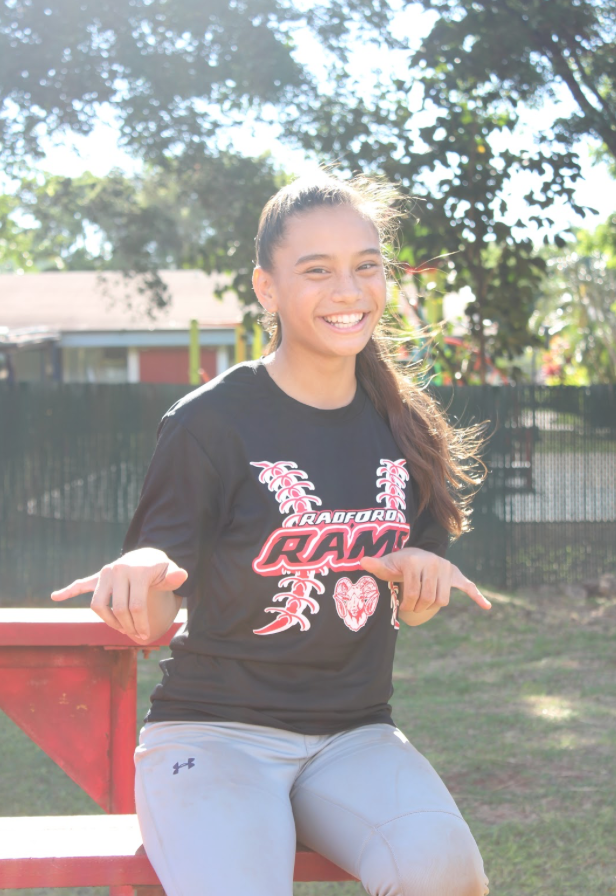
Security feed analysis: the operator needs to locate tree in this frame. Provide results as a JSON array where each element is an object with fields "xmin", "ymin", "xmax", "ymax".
[
  {"xmin": 532, "ymin": 214, "xmax": 616, "ymax": 383},
  {"xmin": 0, "ymin": 152, "xmax": 287, "ymax": 311},
  {"xmin": 299, "ymin": 85, "xmax": 586, "ymax": 382},
  {"xmin": 0, "ymin": 0, "xmax": 395, "ymax": 172},
  {"xmin": 412, "ymin": 0, "xmax": 616, "ymax": 162},
  {"xmin": 0, "ymin": 0, "xmax": 401, "ymax": 317}
]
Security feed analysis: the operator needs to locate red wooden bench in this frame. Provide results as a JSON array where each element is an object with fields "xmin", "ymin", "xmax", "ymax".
[
  {"xmin": 0, "ymin": 816, "xmax": 354, "ymax": 891},
  {"xmin": 0, "ymin": 608, "xmax": 356, "ymax": 892}
]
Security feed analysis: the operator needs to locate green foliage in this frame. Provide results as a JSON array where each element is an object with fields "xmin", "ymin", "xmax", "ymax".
[
  {"xmin": 0, "ymin": 0, "xmax": 396, "ymax": 172},
  {"xmin": 2, "ymin": 0, "xmax": 613, "ymax": 376},
  {"xmin": 413, "ymin": 0, "xmax": 616, "ymax": 162},
  {"xmin": 532, "ymin": 215, "xmax": 616, "ymax": 383},
  {"xmin": 0, "ymin": 191, "xmax": 42, "ymax": 271},
  {"xmin": 0, "ymin": 0, "xmax": 401, "ymax": 317},
  {"xmin": 578, "ymin": 211, "xmax": 616, "ymax": 265},
  {"xmin": 0, "ymin": 152, "xmax": 288, "ymax": 309},
  {"xmin": 317, "ymin": 0, "xmax": 615, "ymax": 382},
  {"xmin": 301, "ymin": 90, "xmax": 585, "ymax": 380}
]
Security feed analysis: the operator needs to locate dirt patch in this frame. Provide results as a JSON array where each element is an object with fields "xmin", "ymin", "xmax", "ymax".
[
  {"xmin": 463, "ymin": 787, "xmax": 587, "ymax": 824},
  {"xmin": 470, "ymin": 802, "xmax": 539, "ymax": 824},
  {"xmin": 441, "ymin": 746, "xmax": 612, "ymax": 827},
  {"xmin": 443, "ymin": 763, "xmax": 535, "ymax": 798}
]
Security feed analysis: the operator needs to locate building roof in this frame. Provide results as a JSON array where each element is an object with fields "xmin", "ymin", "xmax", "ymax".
[{"xmin": 0, "ymin": 269, "xmax": 244, "ymax": 332}]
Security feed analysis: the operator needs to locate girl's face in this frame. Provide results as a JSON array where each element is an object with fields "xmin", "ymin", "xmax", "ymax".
[{"xmin": 253, "ymin": 204, "xmax": 387, "ymax": 361}]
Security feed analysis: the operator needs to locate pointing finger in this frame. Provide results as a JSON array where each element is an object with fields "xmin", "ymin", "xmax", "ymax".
[
  {"xmin": 451, "ymin": 566, "xmax": 492, "ymax": 609},
  {"xmin": 51, "ymin": 574, "xmax": 100, "ymax": 601}
]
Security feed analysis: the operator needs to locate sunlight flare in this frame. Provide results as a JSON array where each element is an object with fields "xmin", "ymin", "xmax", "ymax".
[{"xmin": 523, "ymin": 695, "xmax": 577, "ymax": 722}]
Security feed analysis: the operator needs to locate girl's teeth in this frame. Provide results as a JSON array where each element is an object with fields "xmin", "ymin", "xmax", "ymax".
[{"xmin": 324, "ymin": 314, "xmax": 364, "ymax": 328}]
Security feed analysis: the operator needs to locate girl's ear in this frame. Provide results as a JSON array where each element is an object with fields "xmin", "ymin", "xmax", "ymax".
[{"xmin": 252, "ymin": 266, "xmax": 277, "ymax": 314}]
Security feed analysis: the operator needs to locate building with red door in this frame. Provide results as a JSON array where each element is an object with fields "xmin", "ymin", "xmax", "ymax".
[{"xmin": 0, "ymin": 269, "xmax": 245, "ymax": 384}]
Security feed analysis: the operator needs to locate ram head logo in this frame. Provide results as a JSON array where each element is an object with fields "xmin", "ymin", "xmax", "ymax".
[{"xmin": 332, "ymin": 576, "xmax": 380, "ymax": 632}]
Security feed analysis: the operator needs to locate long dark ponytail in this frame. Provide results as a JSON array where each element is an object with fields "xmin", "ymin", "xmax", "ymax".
[{"xmin": 254, "ymin": 171, "xmax": 489, "ymax": 540}]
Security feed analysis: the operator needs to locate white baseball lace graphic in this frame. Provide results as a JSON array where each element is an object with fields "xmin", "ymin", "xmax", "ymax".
[
  {"xmin": 251, "ymin": 462, "xmax": 324, "ymax": 635},
  {"xmin": 252, "ymin": 458, "xmax": 409, "ymax": 634},
  {"xmin": 376, "ymin": 459, "xmax": 409, "ymax": 629}
]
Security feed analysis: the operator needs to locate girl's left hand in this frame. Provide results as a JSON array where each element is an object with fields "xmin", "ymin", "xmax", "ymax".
[{"xmin": 359, "ymin": 547, "xmax": 492, "ymax": 616}]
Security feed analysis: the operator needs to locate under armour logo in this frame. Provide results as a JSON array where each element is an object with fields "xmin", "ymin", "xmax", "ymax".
[{"xmin": 172, "ymin": 758, "xmax": 195, "ymax": 775}]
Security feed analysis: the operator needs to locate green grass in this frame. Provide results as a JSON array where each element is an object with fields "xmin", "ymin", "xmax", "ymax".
[
  {"xmin": 534, "ymin": 438, "xmax": 616, "ymax": 454},
  {"xmin": 2, "ymin": 585, "xmax": 616, "ymax": 895}
]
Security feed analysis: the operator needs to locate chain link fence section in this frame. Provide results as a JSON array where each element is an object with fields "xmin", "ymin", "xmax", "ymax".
[
  {"xmin": 440, "ymin": 384, "xmax": 616, "ymax": 589},
  {"xmin": 0, "ymin": 383, "xmax": 187, "ymax": 604},
  {"xmin": 1, "ymin": 383, "xmax": 614, "ymax": 603}
]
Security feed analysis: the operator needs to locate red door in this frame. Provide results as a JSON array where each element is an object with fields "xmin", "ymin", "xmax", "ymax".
[{"xmin": 139, "ymin": 348, "xmax": 217, "ymax": 384}]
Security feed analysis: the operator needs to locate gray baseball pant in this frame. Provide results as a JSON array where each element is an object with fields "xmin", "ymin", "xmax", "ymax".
[{"xmin": 135, "ymin": 720, "xmax": 490, "ymax": 896}]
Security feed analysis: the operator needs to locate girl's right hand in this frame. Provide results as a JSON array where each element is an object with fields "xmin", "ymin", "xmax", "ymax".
[{"xmin": 50, "ymin": 547, "xmax": 188, "ymax": 641}]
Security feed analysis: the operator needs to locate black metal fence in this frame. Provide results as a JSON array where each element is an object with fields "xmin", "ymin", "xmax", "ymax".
[
  {"xmin": 1, "ymin": 383, "xmax": 615, "ymax": 604},
  {"xmin": 441, "ymin": 384, "xmax": 616, "ymax": 591}
]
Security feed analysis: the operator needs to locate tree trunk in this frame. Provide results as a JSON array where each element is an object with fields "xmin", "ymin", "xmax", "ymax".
[
  {"xmin": 478, "ymin": 314, "xmax": 487, "ymax": 386},
  {"xmin": 474, "ymin": 271, "xmax": 487, "ymax": 386}
]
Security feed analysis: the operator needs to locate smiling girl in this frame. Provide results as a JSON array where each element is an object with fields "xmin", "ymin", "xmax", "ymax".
[{"xmin": 53, "ymin": 171, "xmax": 491, "ymax": 895}]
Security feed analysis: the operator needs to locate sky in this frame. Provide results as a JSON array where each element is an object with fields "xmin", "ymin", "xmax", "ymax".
[{"xmin": 6, "ymin": 2, "xmax": 616, "ymax": 240}]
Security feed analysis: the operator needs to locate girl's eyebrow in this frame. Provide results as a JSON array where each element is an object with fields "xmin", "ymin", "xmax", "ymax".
[{"xmin": 295, "ymin": 248, "xmax": 381, "ymax": 265}]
